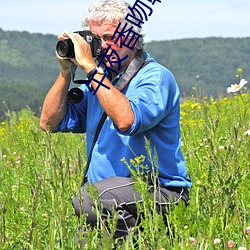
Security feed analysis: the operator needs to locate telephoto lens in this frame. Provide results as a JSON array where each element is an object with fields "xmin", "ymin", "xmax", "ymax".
[
  {"xmin": 56, "ymin": 31, "xmax": 102, "ymax": 59},
  {"xmin": 56, "ymin": 39, "xmax": 75, "ymax": 58}
]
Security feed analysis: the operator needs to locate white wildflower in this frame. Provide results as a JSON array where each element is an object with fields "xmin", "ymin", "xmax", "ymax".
[
  {"xmin": 214, "ymin": 238, "xmax": 221, "ymax": 244},
  {"xmin": 227, "ymin": 79, "xmax": 248, "ymax": 93},
  {"xmin": 238, "ymin": 247, "xmax": 246, "ymax": 250},
  {"xmin": 244, "ymin": 130, "xmax": 250, "ymax": 136},
  {"xmin": 189, "ymin": 237, "xmax": 196, "ymax": 245}
]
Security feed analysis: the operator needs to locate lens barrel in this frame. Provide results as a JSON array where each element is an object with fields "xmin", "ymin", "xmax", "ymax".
[
  {"xmin": 56, "ymin": 31, "xmax": 102, "ymax": 59},
  {"xmin": 56, "ymin": 39, "xmax": 75, "ymax": 58}
]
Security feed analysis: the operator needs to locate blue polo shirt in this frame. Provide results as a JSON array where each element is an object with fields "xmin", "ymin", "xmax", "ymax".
[{"xmin": 57, "ymin": 53, "xmax": 192, "ymax": 188}]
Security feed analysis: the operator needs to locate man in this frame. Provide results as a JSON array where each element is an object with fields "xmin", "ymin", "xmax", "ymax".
[{"xmin": 40, "ymin": 0, "xmax": 192, "ymax": 242}]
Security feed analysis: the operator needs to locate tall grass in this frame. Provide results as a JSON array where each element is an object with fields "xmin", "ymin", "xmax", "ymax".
[{"xmin": 0, "ymin": 93, "xmax": 249, "ymax": 249}]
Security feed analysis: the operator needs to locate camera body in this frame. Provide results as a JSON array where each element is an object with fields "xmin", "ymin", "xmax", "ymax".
[{"xmin": 56, "ymin": 30, "xmax": 102, "ymax": 58}]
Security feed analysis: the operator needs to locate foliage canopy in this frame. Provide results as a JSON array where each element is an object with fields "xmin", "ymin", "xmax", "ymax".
[{"xmin": 0, "ymin": 28, "xmax": 249, "ymax": 120}]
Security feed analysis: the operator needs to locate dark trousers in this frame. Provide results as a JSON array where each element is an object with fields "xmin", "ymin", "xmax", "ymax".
[{"xmin": 72, "ymin": 176, "xmax": 189, "ymax": 238}]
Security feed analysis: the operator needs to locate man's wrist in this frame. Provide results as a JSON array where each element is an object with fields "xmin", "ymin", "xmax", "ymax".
[
  {"xmin": 87, "ymin": 66, "xmax": 105, "ymax": 79},
  {"xmin": 60, "ymin": 68, "xmax": 71, "ymax": 79}
]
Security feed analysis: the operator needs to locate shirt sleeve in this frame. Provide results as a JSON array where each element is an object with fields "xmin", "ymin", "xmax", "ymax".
[
  {"xmin": 119, "ymin": 62, "xmax": 180, "ymax": 135},
  {"xmin": 56, "ymin": 86, "xmax": 88, "ymax": 133}
]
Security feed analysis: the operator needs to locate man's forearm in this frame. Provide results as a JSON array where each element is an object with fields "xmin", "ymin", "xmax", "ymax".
[
  {"xmin": 91, "ymin": 74, "xmax": 135, "ymax": 132},
  {"xmin": 40, "ymin": 70, "xmax": 71, "ymax": 132}
]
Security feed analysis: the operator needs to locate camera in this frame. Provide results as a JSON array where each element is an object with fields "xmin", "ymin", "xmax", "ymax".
[{"xmin": 56, "ymin": 30, "xmax": 102, "ymax": 58}]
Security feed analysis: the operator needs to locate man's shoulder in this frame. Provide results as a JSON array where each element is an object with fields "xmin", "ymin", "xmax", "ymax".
[
  {"xmin": 140, "ymin": 55, "xmax": 175, "ymax": 81},
  {"xmin": 144, "ymin": 51, "xmax": 172, "ymax": 72}
]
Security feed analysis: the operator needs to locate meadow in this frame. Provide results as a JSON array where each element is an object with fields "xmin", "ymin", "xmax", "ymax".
[{"xmin": 0, "ymin": 89, "xmax": 249, "ymax": 249}]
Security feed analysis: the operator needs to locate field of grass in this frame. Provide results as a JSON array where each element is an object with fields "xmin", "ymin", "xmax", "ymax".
[{"xmin": 0, "ymin": 91, "xmax": 249, "ymax": 249}]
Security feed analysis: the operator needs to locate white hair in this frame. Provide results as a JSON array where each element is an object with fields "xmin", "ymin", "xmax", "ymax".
[{"xmin": 82, "ymin": 0, "xmax": 145, "ymax": 49}]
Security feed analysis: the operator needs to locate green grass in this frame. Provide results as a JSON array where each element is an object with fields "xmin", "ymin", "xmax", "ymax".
[{"xmin": 0, "ymin": 93, "xmax": 249, "ymax": 249}]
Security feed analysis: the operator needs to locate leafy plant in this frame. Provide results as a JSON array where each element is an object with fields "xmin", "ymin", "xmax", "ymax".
[{"xmin": 0, "ymin": 93, "xmax": 249, "ymax": 249}]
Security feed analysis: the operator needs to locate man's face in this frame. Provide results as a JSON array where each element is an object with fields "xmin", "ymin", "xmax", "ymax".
[{"xmin": 89, "ymin": 19, "xmax": 137, "ymax": 74}]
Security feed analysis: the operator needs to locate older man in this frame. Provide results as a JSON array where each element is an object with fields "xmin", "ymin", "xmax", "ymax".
[{"xmin": 40, "ymin": 0, "xmax": 192, "ymax": 241}]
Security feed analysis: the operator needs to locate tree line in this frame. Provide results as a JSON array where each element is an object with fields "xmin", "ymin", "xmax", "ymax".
[{"xmin": 0, "ymin": 28, "xmax": 249, "ymax": 120}]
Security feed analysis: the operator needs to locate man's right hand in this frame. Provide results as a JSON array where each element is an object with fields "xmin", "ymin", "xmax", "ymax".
[{"xmin": 56, "ymin": 33, "xmax": 79, "ymax": 71}]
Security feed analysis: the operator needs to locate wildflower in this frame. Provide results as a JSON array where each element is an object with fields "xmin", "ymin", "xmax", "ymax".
[
  {"xmin": 214, "ymin": 238, "xmax": 221, "ymax": 244},
  {"xmin": 246, "ymin": 226, "xmax": 250, "ymax": 235},
  {"xmin": 134, "ymin": 156, "xmax": 141, "ymax": 164},
  {"xmin": 196, "ymin": 180, "xmax": 202, "ymax": 185},
  {"xmin": 130, "ymin": 159, "xmax": 135, "ymax": 165},
  {"xmin": 121, "ymin": 157, "xmax": 126, "ymax": 163},
  {"xmin": 237, "ymin": 67, "xmax": 243, "ymax": 73},
  {"xmin": 227, "ymin": 79, "xmax": 248, "ymax": 93},
  {"xmin": 191, "ymin": 103, "xmax": 201, "ymax": 109},
  {"xmin": 42, "ymin": 213, "xmax": 48, "ymax": 221},
  {"xmin": 228, "ymin": 240, "xmax": 235, "ymax": 248},
  {"xmin": 218, "ymin": 145, "xmax": 224, "ymax": 150},
  {"xmin": 20, "ymin": 207, "xmax": 25, "ymax": 214},
  {"xmin": 244, "ymin": 130, "xmax": 250, "ymax": 136},
  {"xmin": 238, "ymin": 247, "xmax": 246, "ymax": 250},
  {"xmin": 189, "ymin": 237, "xmax": 196, "ymax": 246}
]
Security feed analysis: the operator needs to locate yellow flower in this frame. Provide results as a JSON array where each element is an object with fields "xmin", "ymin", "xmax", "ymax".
[
  {"xmin": 130, "ymin": 159, "xmax": 135, "ymax": 165},
  {"xmin": 237, "ymin": 67, "xmax": 243, "ymax": 73},
  {"xmin": 191, "ymin": 103, "xmax": 201, "ymax": 109},
  {"xmin": 135, "ymin": 157, "xmax": 141, "ymax": 164}
]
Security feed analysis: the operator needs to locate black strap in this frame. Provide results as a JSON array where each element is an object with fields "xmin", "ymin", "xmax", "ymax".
[
  {"xmin": 114, "ymin": 49, "xmax": 147, "ymax": 91},
  {"xmin": 81, "ymin": 112, "xmax": 107, "ymax": 186},
  {"xmin": 81, "ymin": 50, "xmax": 150, "ymax": 186}
]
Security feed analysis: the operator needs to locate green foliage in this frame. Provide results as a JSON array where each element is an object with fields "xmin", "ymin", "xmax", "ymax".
[
  {"xmin": 0, "ymin": 29, "xmax": 61, "ymax": 121},
  {"xmin": 0, "ymin": 93, "xmax": 249, "ymax": 249},
  {"xmin": 0, "ymin": 79, "xmax": 46, "ymax": 121},
  {"xmin": 145, "ymin": 37, "xmax": 250, "ymax": 98},
  {"xmin": 0, "ymin": 28, "xmax": 60, "ymax": 89},
  {"xmin": 1, "ymin": 29, "xmax": 250, "ymax": 120},
  {"xmin": 0, "ymin": 109, "xmax": 85, "ymax": 249}
]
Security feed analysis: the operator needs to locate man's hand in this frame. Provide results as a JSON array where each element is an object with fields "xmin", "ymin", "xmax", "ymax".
[
  {"xmin": 62, "ymin": 31, "xmax": 97, "ymax": 73},
  {"xmin": 56, "ymin": 33, "xmax": 79, "ymax": 71}
]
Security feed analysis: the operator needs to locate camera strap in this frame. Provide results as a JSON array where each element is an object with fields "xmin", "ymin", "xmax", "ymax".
[{"xmin": 81, "ymin": 50, "xmax": 150, "ymax": 186}]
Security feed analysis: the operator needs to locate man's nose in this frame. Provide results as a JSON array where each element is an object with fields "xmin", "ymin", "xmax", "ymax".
[{"xmin": 101, "ymin": 39, "xmax": 109, "ymax": 49}]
